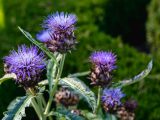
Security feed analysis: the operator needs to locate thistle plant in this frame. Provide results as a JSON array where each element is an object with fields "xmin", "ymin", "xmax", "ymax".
[{"xmin": 0, "ymin": 11, "xmax": 152, "ymax": 120}]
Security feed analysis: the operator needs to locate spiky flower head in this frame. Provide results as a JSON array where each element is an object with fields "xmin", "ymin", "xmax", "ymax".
[
  {"xmin": 89, "ymin": 51, "xmax": 117, "ymax": 86},
  {"xmin": 102, "ymin": 88, "xmax": 125, "ymax": 112},
  {"xmin": 42, "ymin": 12, "xmax": 77, "ymax": 33},
  {"xmin": 90, "ymin": 51, "xmax": 117, "ymax": 72},
  {"xmin": 55, "ymin": 88, "xmax": 79, "ymax": 107},
  {"xmin": 4, "ymin": 45, "xmax": 46, "ymax": 88},
  {"xmin": 36, "ymin": 12, "xmax": 77, "ymax": 53}
]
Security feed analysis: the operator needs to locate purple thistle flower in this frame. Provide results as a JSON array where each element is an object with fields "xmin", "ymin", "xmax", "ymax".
[
  {"xmin": 37, "ymin": 12, "xmax": 77, "ymax": 53},
  {"xmin": 102, "ymin": 88, "xmax": 125, "ymax": 112},
  {"xmin": 89, "ymin": 51, "xmax": 117, "ymax": 86},
  {"xmin": 42, "ymin": 12, "xmax": 77, "ymax": 33},
  {"xmin": 90, "ymin": 51, "xmax": 117, "ymax": 72},
  {"xmin": 4, "ymin": 45, "xmax": 46, "ymax": 88}
]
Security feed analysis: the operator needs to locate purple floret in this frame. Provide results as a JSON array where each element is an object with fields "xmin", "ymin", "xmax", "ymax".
[
  {"xmin": 37, "ymin": 12, "xmax": 77, "ymax": 53},
  {"xmin": 90, "ymin": 51, "xmax": 117, "ymax": 72},
  {"xmin": 42, "ymin": 12, "xmax": 77, "ymax": 34},
  {"xmin": 102, "ymin": 88, "xmax": 125, "ymax": 107},
  {"xmin": 4, "ymin": 45, "xmax": 46, "ymax": 87},
  {"xmin": 36, "ymin": 30, "xmax": 53, "ymax": 42}
]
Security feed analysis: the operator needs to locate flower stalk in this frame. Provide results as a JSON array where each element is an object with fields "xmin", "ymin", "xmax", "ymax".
[
  {"xmin": 31, "ymin": 98, "xmax": 45, "ymax": 120},
  {"xmin": 95, "ymin": 86, "xmax": 102, "ymax": 114},
  {"xmin": 44, "ymin": 54, "xmax": 66, "ymax": 116}
]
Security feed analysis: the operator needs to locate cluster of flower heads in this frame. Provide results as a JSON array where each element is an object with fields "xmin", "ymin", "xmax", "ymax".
[
  {"xmin": 89, "ymin": 51, "xmax": 137, "ymax": 119},
  {"xmin": 3, "ymin": 11, "xmax": 77, "ymax": 88},
  {"xmin": 36, "ymin": 12, "xmax": 77, "ymax": 53},
  {"xmin": 4, "ymin": 45, "xmax": 46, "ymax": 88},
  {"xmin": 89, "ymin": 51, "xmax": 117, "ymax": 86},
  {"xmin": 2, "ymin": 11, "xmax": 138, "ymax": 119}
]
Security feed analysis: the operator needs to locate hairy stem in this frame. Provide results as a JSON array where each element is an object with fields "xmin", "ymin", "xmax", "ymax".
[{"xmin": 44, "ymin": 54, "xmax": 66, "ymax": 116}]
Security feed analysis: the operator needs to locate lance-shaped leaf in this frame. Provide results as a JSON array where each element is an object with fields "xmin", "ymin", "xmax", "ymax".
[
  {"xmin": 38, "ymin": 77, "xmax": 97, "ymax": 111},
  {"xmin": 60, "ymin": 77, "xmax": 97, "ymax": 112},
  {"xmin": 113, "ymin": 60, "xmax": 153, "ymax": 88},
  {"xmin": 0, "ymin": 73, "xmax": 16, "ymax": 85},
  {"xmin": 18, "ymin": 27, "xmax": 57, "ymax": 64},
  {"xmin": 2, "ymin": 96, "xmax": 32, "ymax": 120},
  {"xmin": 68, "ymin": 71, "xmax": 90, "ymax": 78}
]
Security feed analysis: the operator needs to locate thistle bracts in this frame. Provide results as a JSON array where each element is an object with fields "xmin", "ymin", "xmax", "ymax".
[
  {"xmin": 101, "ymin": 88, "xmax": 125, "ymax": 112},
  {"xmin": 55, "ymin": 88, "xmax": 79, "ymax": 107},
  {"xmin": 36, "ymin": 12, "xmax": 77, "ymax": 53},
  {"xmin": 89, "ymin": 51, "xmax": 116, "ymax": 86},
  {"xmin": 3, "ymin": 45, "xmax": 46, "ymax": 88},
  {"xmin": 117, "ymin": 100, "xmax": 137, "ymax": 120}
]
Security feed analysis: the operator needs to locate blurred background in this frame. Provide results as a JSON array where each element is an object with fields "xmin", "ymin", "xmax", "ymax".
[{"xmin": 0, "ymin": 0, "xmax": 160, "ymax": 119}]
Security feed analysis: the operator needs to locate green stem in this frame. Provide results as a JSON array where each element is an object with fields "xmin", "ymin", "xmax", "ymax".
[
  {"xmin": 95, "ymin": 86, "xmax": 102, "ymax": 114},
  {"xmin": 36, "ymin": 96, "xmax": 43, "ymax": 113},
  {"xmin": 44, "ymin": 54, "xmax": 66, "ymax": 116},
  {"xmin": 39, "ymin": 93, "xmax": 47, "ymax": 107},
  {"xmin": 31, "ymin": 98, "xmax": 45, "ymax": 120},
  {"xmin": 39, "ymin": 94, "xmax": 53, "ymax": 120}
]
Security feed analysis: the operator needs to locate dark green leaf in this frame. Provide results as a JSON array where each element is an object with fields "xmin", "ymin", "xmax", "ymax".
[
  {"xmin": 56, "ymin": 107, "xmax": 85, "ymax": 120},
  {"xmin": 60, "ymin": 77, "xmax": 97, "ymax": 112},
  {"xmin": 81, "ymin": 110, "xmax": 103, "ymax": 120},
  {"xmin": 2, "ymin": 96, "xmax": 32, "ymax": 120},
  {"xmin": 68, "ymin": 71, "xmax": 90, "ymax": 78},
  {"xmin": 113, "ymin": 60, "xmax": 153, "ymax": 87},
  {"xmin": 38, "ymin": 80, "xmax": 48, "ymax": 87},
  {"xmin": 18, "ymin": 26, "xmax": 57, "ymax": 64},
  {"xmin": 38, "ymin": 77, "xmax": 97, "ymax": 111},
  {"xmin": 0, "ymin": 73, "xmax": 16, "ymax": 85}
]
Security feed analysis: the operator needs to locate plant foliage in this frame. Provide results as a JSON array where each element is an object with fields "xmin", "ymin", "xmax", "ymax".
[{"xmin": 2, "ymin": 96, "xmax": 32, "ymax": 120}]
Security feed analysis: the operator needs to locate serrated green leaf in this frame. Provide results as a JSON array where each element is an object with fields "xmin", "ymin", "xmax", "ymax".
[
  {"xmin": 38, "ymin": 77, "xmax": 96, "ymax": 111},
  {"xmin": 113, "ymin": 60, "xmax": 153, "ymax": 88},
  {"xmin": 38, "ymin": 80, "xmax": 48, "ymax": 87},
  {"xmin": 2, "ymin": 96, "xmax": 32, "ymax": 120},
  {"xmin": 48, "ymin": 111, "xmax": 71, "ymax": 120},
  {"xmin": 60, "ymin": 77, "xmax": 97, "ymax": 112},
  {"xmin": 81, "ymin": 110, "xmax": 103, "ymax": 120},
  {"xmin": 18, "ymin": 26, "xmax": 57, "ymax": 64},
  {"xmin": 56, "ymin": 107, "xmax": 85, "ymax": 120},
  {"xmin": 0, "ymin": 73, "xmax": 16, "ymax": 85}
]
